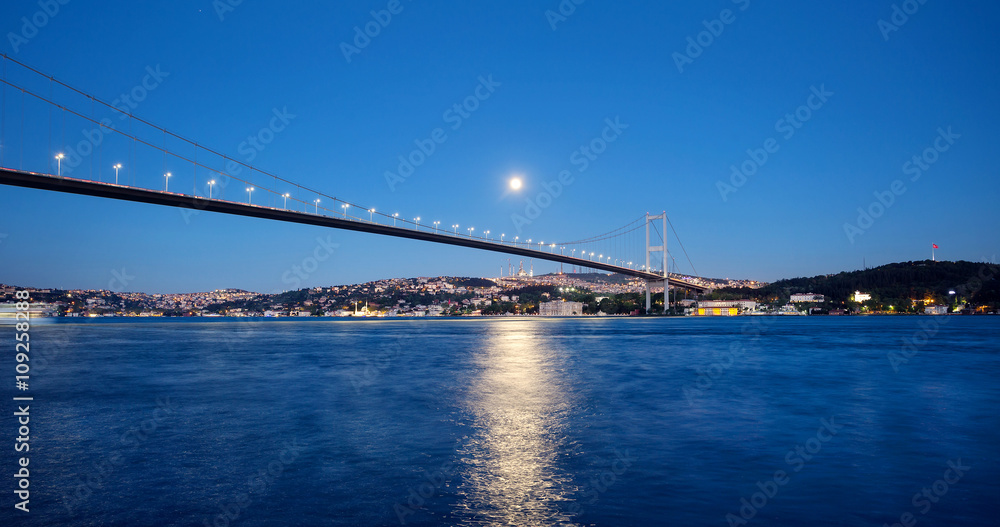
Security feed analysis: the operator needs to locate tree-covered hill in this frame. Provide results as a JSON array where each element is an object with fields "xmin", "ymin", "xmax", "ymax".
[{"xmin": 714, "ymin": 260, "xmax": 999, "ymax": 310}]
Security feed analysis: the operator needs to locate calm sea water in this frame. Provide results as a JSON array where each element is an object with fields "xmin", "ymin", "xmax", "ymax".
[{"xmin": 2, "ymin": 317, "xmax": 998, "ymax": 526}]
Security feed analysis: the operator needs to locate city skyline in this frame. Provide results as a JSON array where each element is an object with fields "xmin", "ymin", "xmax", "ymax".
[{"xmin": 1, "ymin": 1, "xmax": 998, "ymax": 294}]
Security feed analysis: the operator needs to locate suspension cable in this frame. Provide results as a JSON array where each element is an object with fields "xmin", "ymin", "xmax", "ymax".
[
  {"xmin": 555, "ymin": 215, "xmax": 646, "ymax": 245},
  {"xmin": 665, "ymin": 213, "xmax": 699, "ymax": 278},
  {"xmin": 0, "ymin": 53, "xmax": 382, "ymax": 221}
]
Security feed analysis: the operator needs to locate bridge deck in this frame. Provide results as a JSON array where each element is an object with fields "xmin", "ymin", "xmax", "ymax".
[{"xmin": 0, "ymin": 168, "xmax": 708, "ymax": 292}]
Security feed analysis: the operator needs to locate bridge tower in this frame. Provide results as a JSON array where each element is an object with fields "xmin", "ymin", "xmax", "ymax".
[{"xmin": 645, "ymin": 212, "xmax": 668, "ymax": 314}]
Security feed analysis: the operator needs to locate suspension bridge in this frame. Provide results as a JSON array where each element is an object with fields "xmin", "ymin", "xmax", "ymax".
[{"xmin": 0, "ymin": 54, "xmax": 708, "ymax": 311}]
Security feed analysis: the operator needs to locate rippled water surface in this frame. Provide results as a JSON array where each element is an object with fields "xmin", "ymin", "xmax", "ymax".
[{"xmin": 2, "ymin": 316, "xmax": 998, "ymax": 526}]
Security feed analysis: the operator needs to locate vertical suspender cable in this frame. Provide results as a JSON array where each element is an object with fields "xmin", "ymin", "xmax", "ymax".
[
  {"xmin": 60, "ymin": 107, "xmax": 65, "ymax": 173},
  {"xmin": 90, "ymin": 96, "xmax": 95, "ymax": 180},
  {"xmin": 20, "ymin": 89, "xmax": 24, "ymax": 170},
  {"xmin": 1, "ymin": 56, "xmax": 6, "ymax": 168},
  {"xmin": 97, "ymin": 98, "xmax": 102, "ymax": 182},
  {"xmin": 47, "ymin": 79, "xmax": 52, "ymax": 166},
  {"xmin": 128, "ymin": 113, "xmax": 134, "ymax": 186}
]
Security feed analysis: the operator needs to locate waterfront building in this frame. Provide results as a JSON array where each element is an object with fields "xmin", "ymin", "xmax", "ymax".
[
  {"xmin": 697, "ymin": 299, "xmax": 757, "ymax": 312},
  {"xmin": 696, "ymin": 306, "xmax": 738, "ymax": 316},
  {"xmin": 539, "ymin": 300, "xmax": 584, "ymax": 316},
  {"xmin": 790, "ymin": 293, "xmax": 825, "ymax": 303}
]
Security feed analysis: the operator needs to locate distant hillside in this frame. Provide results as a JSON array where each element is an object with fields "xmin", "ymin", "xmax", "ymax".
[
  {"xmin": 715, "ymin": 260, "xmax": 999, "ymax": 309},
  {"xmin": 448, "ymin": 277, "xmax": 498, "ymax": 288}
]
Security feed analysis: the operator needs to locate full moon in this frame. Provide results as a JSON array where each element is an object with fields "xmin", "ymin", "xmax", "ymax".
[{"xmin": 509, "ymin": 177, "xmax": 523, "ymax": 191}]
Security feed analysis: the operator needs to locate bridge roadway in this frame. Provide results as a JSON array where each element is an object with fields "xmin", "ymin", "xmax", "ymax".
[{"xmin": 0, "ymin": 168, "xmax": 708, "ymax": 293}]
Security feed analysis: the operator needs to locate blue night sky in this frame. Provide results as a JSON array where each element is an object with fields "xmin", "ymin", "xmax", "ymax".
[{"xmin": 1, "ymin": 0, "xmax": 998, "ymax": 293}]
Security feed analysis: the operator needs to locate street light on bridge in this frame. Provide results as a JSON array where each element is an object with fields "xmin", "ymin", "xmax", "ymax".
[
  {"xmin": 484, "ymin": 230, "xmax": 490, "ymax": 240},
  {"xmin": 467, "ymin": 227, "xmax": 475, "ymax": 237},
  {"xmin": 413, "ymin": 217, "xmax": 420, "ymax": 230},
  {"xmin": 246, "ymin": 186, "xmax": 253, "ymax": 204},
  {"xmin": 283, "ymin": 193, "xmax": 290, "ymax": 209},
  {"xmin": 55, "ymin": 153, "xmax": 64, "ymax": 176},
  {"xmin": 393, "ymin": 213, "xmax": 399, "ymax": 226},
  {"xmin": 433, "ymin": 221, "xmax": 440, "ymax": 231},
  {"xmin": 314, "ymin": 198, "xmax": 320, "ymax": 213},
  {"xmin": 369, "ymin": 208, "xmax": 375, "ymax": 222},
  {"xmin": 453, "ymin": 224, "xmax": 459, "ymax": 234},
  {"xmin": 164, "ymin": 172, "xmax": 172, "ymax": 192},
  {"xmin": 342, "ymin": 203, "xmax": 349, "ymax": 217},
  {"xmin": 500, "ymin": 233, "xmax": 505, "ymax": 243},
  {"xmin": 113, "ymin": 163, "xmax": 122, "ymax": 185},
  {"xmin": 208, "ymin": 180, "xmax": 216, "ymax": 199}
]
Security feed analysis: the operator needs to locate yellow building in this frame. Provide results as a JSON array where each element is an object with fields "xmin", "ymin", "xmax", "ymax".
[{"xmin": 696, "ymin": 307, "xmax": 738, "ymax": 316}]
